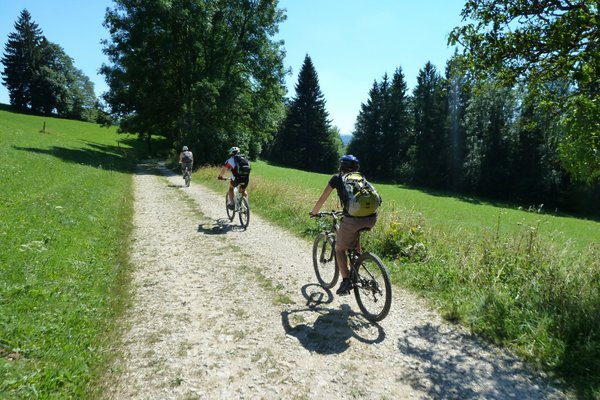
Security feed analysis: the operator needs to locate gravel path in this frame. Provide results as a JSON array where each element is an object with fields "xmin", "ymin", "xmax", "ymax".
[{"xmin": 103, "ymin": 162, "xmax": 567, "ymax": 399}]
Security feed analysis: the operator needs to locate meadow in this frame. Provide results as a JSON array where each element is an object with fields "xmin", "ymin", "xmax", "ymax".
[
  {"xmin": 1, "ymin": 106, "xmax": 599, "ymax": 397},
  {"xmin": 0, "ymin": 107, "xmax": 137, "ymax": 398}
]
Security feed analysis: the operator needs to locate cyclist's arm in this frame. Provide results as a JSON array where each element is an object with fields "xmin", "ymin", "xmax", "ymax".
[
  {"xmin": 217, "ymin": 164, "xmax": 230, "ymax": 179},
  {"xmin": 310, "ymin": 184, "xmax": 334, "ymax": 216},
  {"xmin": 178, "ymin": 152, "xmax": 183, "ymax": 163}
]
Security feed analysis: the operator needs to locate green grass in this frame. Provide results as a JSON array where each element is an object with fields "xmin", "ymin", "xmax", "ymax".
[
  {"xmin": 195, "ymin": 160, "xmax": 600, "ymax": 397},
  {"xmin": 0, "ymin": 108, "xmax": 139, "ymax": 398}
]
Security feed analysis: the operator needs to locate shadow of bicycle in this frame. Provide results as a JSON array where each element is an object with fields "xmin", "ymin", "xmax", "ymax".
[
  {"xmin": 281, "ymin": 284, "xmax": 386, "ymax": 354},
  {"xmin": 197, "ymin": 218, "xmax": 245, "ymax": 235}
]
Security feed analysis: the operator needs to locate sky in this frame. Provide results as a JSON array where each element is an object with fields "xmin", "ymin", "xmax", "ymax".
[{"xmin": 0, "ymin": 0, "xmax": 467, "ymax": 134}]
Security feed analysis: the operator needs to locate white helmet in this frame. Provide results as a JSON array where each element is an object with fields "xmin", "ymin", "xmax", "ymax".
[
  {"xmin": 228, "ymin": 146, "xmax": 240, "ymax": 155},
  {"xmin": 182, "ymin": 146, "xmax": 188, "ymax": 151}
]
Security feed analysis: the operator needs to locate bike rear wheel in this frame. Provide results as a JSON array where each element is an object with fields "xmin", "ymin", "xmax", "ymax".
[
  {"xmin": 352, "ymin": 252, "xmax": 392, "ymax": 321},
  {"xmin": 184, "ymin": 171, "xmax": 190, "ymax": 187},
  {"xmin": 225, "ymin": 193, "xmax": 235, "ymax": 221},
  {"xmin": 312, "ymin": 232, "xmax": 339, "ymax": 289},
  {"xmin": 238, "ymin": 197, "xmax": 250, "ymax": 229}
]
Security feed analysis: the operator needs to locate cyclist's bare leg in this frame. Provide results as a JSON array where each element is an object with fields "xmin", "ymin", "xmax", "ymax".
[
  {"xmin": 335, "ymin": 246, "xmax": 350, "ymax": 279},
  {"xmin": 227, "ymin": 183, "xmax": 235, "ymax": 205}
]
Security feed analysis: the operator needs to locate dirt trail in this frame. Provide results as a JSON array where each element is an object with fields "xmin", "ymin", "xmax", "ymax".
[{"xmin": 103, "ymin": 162, "xmax": 566, "ymax": 399}]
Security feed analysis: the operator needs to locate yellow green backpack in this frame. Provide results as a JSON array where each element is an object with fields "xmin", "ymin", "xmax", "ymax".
[{"xmin": 341, "ymin": 172, "xmax": 382, "ymax": 217}]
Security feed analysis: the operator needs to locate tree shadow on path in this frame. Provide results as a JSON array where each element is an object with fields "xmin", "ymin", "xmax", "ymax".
[{"xmin": 396, "ymin": 323, "xmax": 566, "ymax": 399}]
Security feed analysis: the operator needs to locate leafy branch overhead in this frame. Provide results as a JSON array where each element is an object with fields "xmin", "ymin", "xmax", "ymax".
[{"xmin": 449, "ymin": 0, "xmax": 599, "ymax": 183}]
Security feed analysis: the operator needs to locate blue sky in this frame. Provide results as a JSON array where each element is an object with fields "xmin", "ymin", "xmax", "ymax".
[{"xmin": 0, "ymin": 0, "xmax": 466, "ymax": 134}]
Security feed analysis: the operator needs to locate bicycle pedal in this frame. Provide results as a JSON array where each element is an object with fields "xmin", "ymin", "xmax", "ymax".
[{"xmin": 336, "ymin": 290, "xmax": 351, "ymax": 296}]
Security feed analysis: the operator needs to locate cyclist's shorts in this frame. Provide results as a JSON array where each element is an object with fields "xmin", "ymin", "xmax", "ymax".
[
  {"xmin": 336, "ymin": 214, "xmax": 377, "ymax": 250},
  {"xmin": 232, "ymin": 176, "xmax": 249, "ymax": 189},
  {"xmin": 182, "ymin": 162, "xmax": 192, "ymax": 172}
]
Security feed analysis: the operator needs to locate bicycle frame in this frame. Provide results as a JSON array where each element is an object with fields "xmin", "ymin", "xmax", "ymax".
[
  {"xmin": 182, "ymin": 166, "xmax": 191, "ymax": 187},
  {"xmin": 221, "ymin": 176, "xmax": 250, "ymax": 229},
  {"xmin": 312, "ymin": 211, "xmax": 392, "ymax": 321},
  {"xmin": 233, "ymin": 185, "xmax": 242, "ymax": 211}
]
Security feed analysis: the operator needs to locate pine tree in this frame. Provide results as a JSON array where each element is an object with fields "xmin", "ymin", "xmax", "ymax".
[
  {"xmin": 1, "ymin": 9, "xmax": 97, "ymax": 120},
  {"xmin": 412, "ymin": 62, "xmax": 449, "ymax": 187},
  {"xmin": 445, "ymin": 54, "xmax": 472, "ymax": 190},
  {"xmin": 348, "ymin": 68, "xmax": 412, "ymax": 182},
  {"xmin": 384, "ymin": 68, "xmax": 412, "ymax": 182},
  {"xmin": 349, "ymin": 78, "xmax": 386, "ymax": 178},
  {"xmin": 271, "ymin": 55, "xmax": 339, "ymax": 172},
  {"xmin": 1, "ymin": 9, "xmax": 44, "ymax": 111},
  {"xmin": 462, "ymin": 79, "xmax": 517, "ymax": 196},
  {"xmin": 347, "ymin": 79, "xmax": 384, "ymax": 178}
]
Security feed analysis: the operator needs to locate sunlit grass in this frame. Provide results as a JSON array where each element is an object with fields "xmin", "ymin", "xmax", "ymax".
[{"xmin": 0, "ymin": 108, "xmax": 136, "ymax": 398}]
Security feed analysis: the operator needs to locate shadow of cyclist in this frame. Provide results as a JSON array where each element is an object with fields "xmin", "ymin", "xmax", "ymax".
[
  {"xmin": 197, "ymin": 218, "xmax": 242, "ymax": 235},
  {"xmin": 281, "ymin": 284, "xmax": 386, "ymax": 354}
]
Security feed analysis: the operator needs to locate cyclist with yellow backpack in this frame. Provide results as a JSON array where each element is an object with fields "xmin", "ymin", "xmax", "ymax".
[{"xmin": 310, "ymin": 155, "xmax": 381, "ymax": 295}]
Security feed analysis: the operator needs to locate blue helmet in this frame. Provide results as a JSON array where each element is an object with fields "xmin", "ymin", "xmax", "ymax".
[{"xmin": 340, "ymin": 154, "xmax": 359, "ymax": 170}]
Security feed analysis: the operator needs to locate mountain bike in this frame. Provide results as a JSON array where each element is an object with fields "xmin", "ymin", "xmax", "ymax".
[
  {"xmin": 311, "ymin": 211, "xmax": 392, "ymax": 321},
  {"xmin": 219, "ymin": 177, "xmax": 250, "ymax": 229},
  {"xmin": 183, "ymin": 166, "xmax": 191, "ymax": 187}
]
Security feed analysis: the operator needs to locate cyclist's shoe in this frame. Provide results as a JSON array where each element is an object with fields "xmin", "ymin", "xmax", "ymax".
[
  {"xmin": 336, "ymin": 278, "xmax": 352, "ymax": 295},
  {"xmin": 227, "ymin": 202, "xmax": 235, "ymax": 210}
]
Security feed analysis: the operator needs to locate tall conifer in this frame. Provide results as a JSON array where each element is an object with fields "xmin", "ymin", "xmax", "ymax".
[
  {"xmin": 412, "ymin": 62, "xmax": 448, "ymax": 187},
  {"xmin": 1, "ymin": 9, "xmax": 44, "ymax": 111},
  {"xmin": 271, "ymin": 55, "xmax": 339, "ymax": 172}
]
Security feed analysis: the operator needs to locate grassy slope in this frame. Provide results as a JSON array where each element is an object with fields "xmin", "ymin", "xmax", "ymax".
[{"xmin": 0, "ymin": 109, "xmax": 136, "ymax": 398}]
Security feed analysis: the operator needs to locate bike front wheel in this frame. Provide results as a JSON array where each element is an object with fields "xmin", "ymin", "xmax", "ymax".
[
  {"xmin": 238, "ymin": 197, "xmax": 250, "ymax": 229},
  {"xmin": 225, "ymin": 194, "xmax": 235, "ymax": 221},
  {"xmin": 352, "ymin": 252, "xmax": 392, "ymax": 321},
  {"xmin": 312, "ymin": 232, "xmax": 339, "ymax": 289}
]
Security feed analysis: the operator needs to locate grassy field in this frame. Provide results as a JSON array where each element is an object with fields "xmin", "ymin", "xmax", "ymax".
[
  {"xmin": 0, "ymin": 107, "xmax": 139, "ymax": 398},
  {"xmin": 194, "ymin": 161, "xmax": 600, "ymax": 397}
]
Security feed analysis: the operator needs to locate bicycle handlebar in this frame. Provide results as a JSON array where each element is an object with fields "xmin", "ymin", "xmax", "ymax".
[{"xmin": 309, "ymin": 210, "xmax": 343, "ymax": 218}]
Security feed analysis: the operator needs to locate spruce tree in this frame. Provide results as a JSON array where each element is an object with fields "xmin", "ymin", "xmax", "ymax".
[
  {"xmin": 347, "ymin": 79, "xmax": 384, "ymax": 179},
  {"xmin": 445, "ymin": 55, "xmax": 471, "ymax": 190},
  {"xmin": 271, "ymin": 55, "xmax": 339, "ymax": 172},
  {"xmin": 462, "ymin": 79, "xmax": 516, "ymax": 196},
  {"xmin": 348, "ymin": 69, "xmax": 412, "ymax": 182},
  {"xmin": 412, "ymin": 62, "xmax": 449, "ymax": 187},
  {"xmin": 1, "ymin": 9, "xmax": 44, "ymax": 111},
  {"xmin": 2, "ymin": 9, "xmax": 97, "ymax": 120},
  {"xmin": 384, "ymin": 68, "xmax": 412, "ymax": 182}
]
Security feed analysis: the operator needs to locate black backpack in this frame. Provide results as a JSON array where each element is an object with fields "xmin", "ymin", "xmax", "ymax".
[
  {"xmin": 233, "ymin": 154, "xmax": 251, "ymax": 177},
  {"xmin": 182, "ymin": 150, "xmax": 193, "ymax": 163}
]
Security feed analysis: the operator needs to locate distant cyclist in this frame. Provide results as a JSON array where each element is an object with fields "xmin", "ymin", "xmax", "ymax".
[
  {"xmin": 179, "ymin": 146, "xmax": 194, "ymax": 179},
  {"xmin": 310, "ymin": 155, "xmax": 379, "ymax": 295},
  {"xmin": 217, "ymin": 146, "xmax": 251, "ymax": 210}
]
